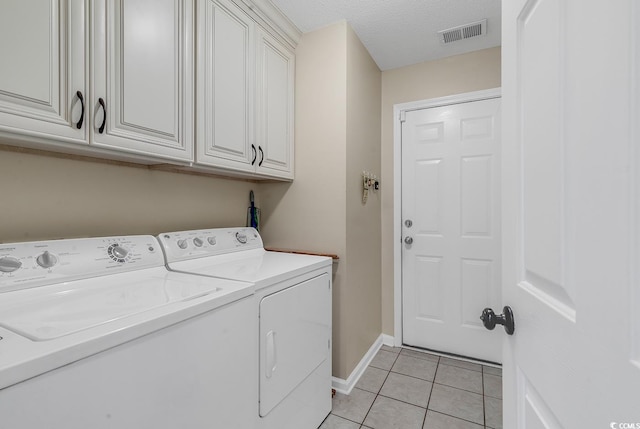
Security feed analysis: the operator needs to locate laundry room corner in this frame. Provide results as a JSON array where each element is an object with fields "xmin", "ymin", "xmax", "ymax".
[{"xmin": 259, "ymin": 21, "xmax": 382, "ymax": 383}]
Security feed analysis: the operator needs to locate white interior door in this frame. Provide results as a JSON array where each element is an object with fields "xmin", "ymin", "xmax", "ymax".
[
  {"xmin": 502, "ymin": 0, "xmax": 640, "ymax": 427},
  {"xmin": 401, "ymin": 95, "xmax": 502, "ymax": 363}
]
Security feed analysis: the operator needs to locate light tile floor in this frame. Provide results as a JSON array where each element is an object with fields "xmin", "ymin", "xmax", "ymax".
[{"xmin": 320, "ymin": 346, "xmax": 502, "ymax": 429}]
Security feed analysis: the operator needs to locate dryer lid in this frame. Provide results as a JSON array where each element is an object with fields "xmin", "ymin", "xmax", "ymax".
[{"xmin": 168, "ymin": 249, "xmax": 331, "ymax": 289}]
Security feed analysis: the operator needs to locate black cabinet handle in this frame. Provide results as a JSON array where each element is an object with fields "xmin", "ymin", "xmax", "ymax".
[
  {"xmin": 98, "ymin": 98, "xmax": 106, "ymax": 134},
  {"xmin": 76, "ymin": 90, "xmax": 85, "ymax": 129},
  {"xmin": 480, "ymin": 306, "xmax": 515, "ymax": 335},
  {"xmin": 251, "ymin": 144, "xmax": 257, "ymax": 165},
  {"xmin": 258, "ymin": 146, "xmax": 264, "ymax": 166}
]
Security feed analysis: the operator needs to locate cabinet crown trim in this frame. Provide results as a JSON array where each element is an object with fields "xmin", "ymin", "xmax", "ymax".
[{"xmin": 236, "ymin": 0, "xmax": 301, "ymax": 47}]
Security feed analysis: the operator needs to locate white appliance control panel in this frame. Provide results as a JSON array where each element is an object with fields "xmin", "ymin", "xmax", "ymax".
[
  {"xmin": 157, "ymin": 227, "xmax": 263, "ymax": 263},
  {"xmin": 0, "ymin": 236, "xmax": 163, "ymax": 293}
]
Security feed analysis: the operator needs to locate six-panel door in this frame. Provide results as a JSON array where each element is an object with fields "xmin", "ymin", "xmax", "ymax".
[
  {"xmin": 402, "ymin": 97, "xmax": 502, "ymax": 363},
  {"xmin": 502, "ymin": 0, "xmax": 640, "ymax": 426}
]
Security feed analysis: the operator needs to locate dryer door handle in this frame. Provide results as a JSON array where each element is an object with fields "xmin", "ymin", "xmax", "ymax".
[{"xmin": 266, "ymin": 330, "xmax": 277, "ymax": 379}]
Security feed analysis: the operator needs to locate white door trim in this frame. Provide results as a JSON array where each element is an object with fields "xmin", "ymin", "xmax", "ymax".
[{"xmin": 392, "ymin": 87, "xmax": 502, "ymax": 347}]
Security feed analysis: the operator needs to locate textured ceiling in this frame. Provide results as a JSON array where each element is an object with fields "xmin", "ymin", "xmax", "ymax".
[{"xmin": 270, "ymin": 0, "xmax": 501, "ymax": 71}]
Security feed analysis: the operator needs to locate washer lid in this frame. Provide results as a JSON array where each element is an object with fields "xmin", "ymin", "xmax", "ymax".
[{"xmin": 0, "ymin": 268, "xmax": 223, "ymax": 341}]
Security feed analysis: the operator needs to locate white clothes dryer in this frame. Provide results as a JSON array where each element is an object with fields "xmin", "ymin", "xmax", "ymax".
[
  {"xmin": 0, "ymin": 235, "xmax": 256, "ymax": 429},
  {"xmin": 157, "ymin": 227, "xmax": 332, "ymax": 429}
]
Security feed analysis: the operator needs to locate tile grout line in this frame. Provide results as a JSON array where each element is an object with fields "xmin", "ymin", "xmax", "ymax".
[
  {"xmin": 429, "ymin": 380, "xmax": 483, "ymax": 396},
  {"xmin": 436, "ymin": 360, "xmax": 484, "ymax": 373},
  {"xmin": 426, "ymin": 409, "xmax": 489, "ymax": 428},
  {"xmin": 327, "ymin": 348, "xmax": 501, "ymax": 429},
  {"xmin": 359, "ymin": 348, "xmax": 402, "ymax": 428},
  {"xmin": 482, "ymin": 366, "xmax": 486, "ymax": 428},
  {"xmin": 422, "ymin": 355, "xmax": 440, "ymax": 428},
  {"xmin": 386, "ymin": 369, "xmax": 435, "ymax": 383},
  {"xmin": 376, "ymin": 349, "xmax": 487, "ymax": 428},
  {"xmin": 385, "ymin": 364, "xmax": 484, "ymax": 396}
]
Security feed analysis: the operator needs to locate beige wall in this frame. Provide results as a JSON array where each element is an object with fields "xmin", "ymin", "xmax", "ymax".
[
  {"xmin": 344, "ymin": 24, "xmax": 382, "ymax": 377},
  {"xmin": 260, "ymin": 23, "xmax": 347, "ymax": 255},
  {"xmin": 261, "ymin": 22, "xmax": 382, "ymax": 380},
  {"xmin": 380, "ymin": 47, "xmax": 502, "ymax": 335},
  {"xmin": 0, "ymin": 149, "xmax": 255, "ymax": 243}
]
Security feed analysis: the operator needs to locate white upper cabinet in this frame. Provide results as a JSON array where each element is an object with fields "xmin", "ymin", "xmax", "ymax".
[
  {"xmin": 0, "ymin": 0, "xmax": 296, "ymax": 178},
  {"xmin": 196, "ymin": 0, "xmax": 255, "ymax": 173},
  {"xmin": 91, "ymin": 0, "xmax": 194, "ymax": 162},
  {"xmin": 255, "ymin": 28, "xmax": 294, "ymax": 180},
  {"xmin": 196, "ymin": 0, "xmax": 296, "ymax": 180},
  {"xmin": 0, "ymin": 0, "xmax": 193, "ymax": 163},
  {"xmin": 0, "ymin": 0, "xmax": 87, "ymax": 145}
]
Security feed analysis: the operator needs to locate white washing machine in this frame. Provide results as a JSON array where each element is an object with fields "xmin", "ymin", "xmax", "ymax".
[
  {"xmin": 0, "ymin": 235, "xmax": 256, "ymax": 429},
  {"xmin": 157, "ymin": 227, "xmax": 332, "ymax": 429}
]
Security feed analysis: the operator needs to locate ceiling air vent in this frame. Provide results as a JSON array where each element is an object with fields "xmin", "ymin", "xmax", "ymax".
[{"xmin": 438, "ymin": 19, "xmax": 487, "ymax": 44}]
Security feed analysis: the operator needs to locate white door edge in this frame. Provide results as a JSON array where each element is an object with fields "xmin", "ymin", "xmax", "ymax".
[
  {"xmin": 392, "ymin": 87, "xmax": 502, "ymax": 348},
  {"xmin": 632, "ymin": 0, "xmax": 640, "ymax": 369}
]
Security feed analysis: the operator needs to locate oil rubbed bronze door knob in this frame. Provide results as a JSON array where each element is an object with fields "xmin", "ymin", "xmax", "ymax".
[{"xmin": 480, "ymin": 306, "xmax": 515, "ymax": 335}]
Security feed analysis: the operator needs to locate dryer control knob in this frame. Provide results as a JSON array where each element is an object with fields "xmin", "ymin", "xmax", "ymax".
[
  {"xmin": 236, "ymin": 232, "xmax": 248, "ymax": 244},
  {"xmin": 193, "ymin": 237, "xmax": 203, "ymax": 247},
  {"xmin": 207, "ymin": 237, "xmax": 217, "ymax": 246},
  {"xmin": 0, "ymin": 256, "xmax": 22, "ymax": 273},
  {"xmin": 177, "ymin": 239, "xmax": 188, "ymax": 249},
  {"xmin": 36, "ymin": 251, "xmax": 58, "ymax": 269}
]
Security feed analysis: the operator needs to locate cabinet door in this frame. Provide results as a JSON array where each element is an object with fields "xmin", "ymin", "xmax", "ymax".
[
  {"xmin": 255, "ymin": 28, "xmax": 295, "ymax": 180},
  {"xmin": 196, "ymin": 0, "xmax": 255, "ymax": 172},
  {"xmin": 0, "ymin": 0, "xmax": 86, "ymax": 145},
  {"xmin": 92, "ymin": 0, "xmax": 194, "ymax": 162}
]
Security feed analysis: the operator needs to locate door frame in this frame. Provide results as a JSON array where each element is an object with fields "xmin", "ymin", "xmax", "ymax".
[{"xmin": 392, "ymin": 87, "xmax": 502, "ymax": 347}]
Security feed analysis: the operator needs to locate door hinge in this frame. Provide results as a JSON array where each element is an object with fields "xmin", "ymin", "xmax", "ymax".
[{"xmin": 399, "ymin": 111, "xmax": 406, "ymax": 122}]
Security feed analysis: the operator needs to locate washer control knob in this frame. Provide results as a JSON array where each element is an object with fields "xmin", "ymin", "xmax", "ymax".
[
  {"xmin": 236, "ymin": 232, "xmax": 247, "ymax": 244},
  {"xmin": 111, "ymin": 245, "xmax": 129, "ymax": 260},
  {"xmin": 0, "ymin": 257, "xmax": 22, "ymax": 273},
  {"xmin": 193, "ymin": 237, "xmax": 204, "ymax": 247},
  {"xmin": 177, "ymin": 239, "xmax": 188, "ymax": 249},
  {"xmin": 207, "ymin": 237, "xmax": 217, "ymax": 246},
  {"xmin": 36, "ymin": 251, "xmax": 58, "ymax": 269}
]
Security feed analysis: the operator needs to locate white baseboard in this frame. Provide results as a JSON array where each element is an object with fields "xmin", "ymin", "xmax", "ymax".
[
  {"xmin": 382, "ymin": 334, "xmax": 396, "ymax": 347},
  {"xmin": 331, "ymin": 334, "xmax": 383, "ymax": 395}
]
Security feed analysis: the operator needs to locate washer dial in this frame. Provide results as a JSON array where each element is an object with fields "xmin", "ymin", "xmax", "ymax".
[
  {"xmin": 36, "ymin": 251, "xmax": 58, "ymax": 269},
  {"xmin": 108, "ymin": 244, "xmax": 130, "ymax": 263},
  {"xmin": 0, "ymin": 256, "xmax": 21, "ymax": 273}
]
